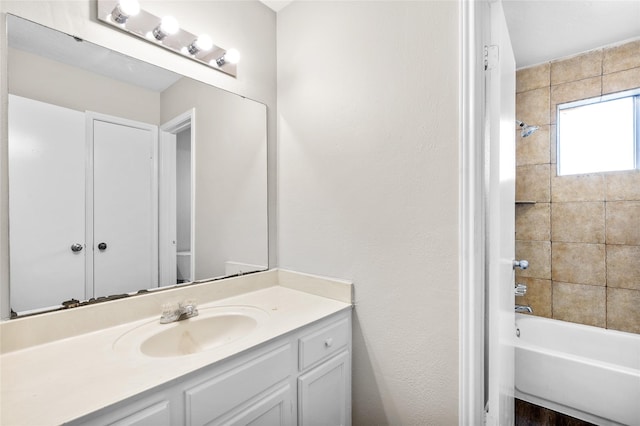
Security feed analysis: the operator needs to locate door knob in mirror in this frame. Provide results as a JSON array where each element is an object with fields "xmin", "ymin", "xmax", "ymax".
[
  {"xmin": 70, "ymin": 243, "xmax": 83, "ymax": 252},
  {"xmin": 98, "ymin": 242, "xmax": 107, "ymax": 251}
]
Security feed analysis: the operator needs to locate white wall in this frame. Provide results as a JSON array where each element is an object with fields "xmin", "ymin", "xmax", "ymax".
[
  {"xmin": 9, "ymin": 48, "xmax": 160, "ymax": 124},
  {"xmin": 277, "ymin": 1, "xmax": 460, "ymax": 424},
  {"xmin": 0, "ymin": 0, "xmax": 277, "ymax": 316},
  {"xmin": 161, "ymin": 77, "xmax": 268, "ymax": 279}
]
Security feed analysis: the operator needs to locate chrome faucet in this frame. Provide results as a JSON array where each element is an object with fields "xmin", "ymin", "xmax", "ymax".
[
  {"xmin": 515, "ymin": 304, "xmax": 533, "ymax": 314},
  {"xmin": 160, "ymin": 300, "xmax": 198, "ymax": 324}
]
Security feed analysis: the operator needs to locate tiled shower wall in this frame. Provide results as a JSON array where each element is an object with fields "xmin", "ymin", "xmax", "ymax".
[{"xmin": 515, "ymin": 39, "xmax": 640, "ymax": 334}]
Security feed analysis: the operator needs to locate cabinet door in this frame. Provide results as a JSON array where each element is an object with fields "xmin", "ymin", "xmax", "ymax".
[
  {"xmin": 298, "ymin": 351, "xmax": 350, "ymax": 426},
  {"xmin": 218, "ymin": 384, "xmax": 293, "ymax": 426}
]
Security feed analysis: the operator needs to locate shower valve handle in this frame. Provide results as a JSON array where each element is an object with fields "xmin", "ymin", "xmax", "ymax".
[
  {"xmin": 513, "ymin": 259, "xmax": 529, "ymax": 270},
  {"xmin": 515, "ymin": 283, "xmax": 527, "ymax": 296}
]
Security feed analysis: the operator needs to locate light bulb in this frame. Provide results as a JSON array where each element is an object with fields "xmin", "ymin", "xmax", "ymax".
[
  {"xmin": 224, "ymin": 48, "xmax": 240, "ymax": 65},
  {"xmin": 111, "ymin": 0, "xmax": 140, "ymax": 24},
  {"xmin": 118, "ymin": 0, "xmax": 140, "ymax": 16},
  {"xmin": 194, "ymin": 34, "xmax": 213, "ymax": 52},
  {"xmin": 153, "ymin": 16, "xmax": 179, "ymax": 40},
  {"xmin": 187, "ymin": 34, "xmax": 213, "ymax": 55},
  {"xmin": 160, "ymin": 16, "xmax": 179, "ymax": 35},
  {"xmin": 214, "ymin": 48, "xmax": 241, "ymax": 67}
]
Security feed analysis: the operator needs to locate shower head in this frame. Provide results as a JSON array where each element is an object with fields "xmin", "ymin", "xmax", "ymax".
[{"xmin": 516, "ymin": 120, "xmax": 539, "ymax": 138}]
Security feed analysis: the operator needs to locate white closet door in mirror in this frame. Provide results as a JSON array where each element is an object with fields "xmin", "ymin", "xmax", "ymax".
[
  {"xmin": 8, "ymin": 95, "xmax": 86, "ymax": 312},
  {"xmin": 91, "ymin": 115, "xmax": 158, "ymax": 297}
]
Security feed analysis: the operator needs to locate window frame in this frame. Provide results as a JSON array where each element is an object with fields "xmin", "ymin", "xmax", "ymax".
[{"xmin": 556, "ymin": 87, "xmax": 640, "ymax": 176}]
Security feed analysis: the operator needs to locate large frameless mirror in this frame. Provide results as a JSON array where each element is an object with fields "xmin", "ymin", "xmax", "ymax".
[{"xmin": 5, "ymin": 14, "xmax": 268, "ymax": 317}]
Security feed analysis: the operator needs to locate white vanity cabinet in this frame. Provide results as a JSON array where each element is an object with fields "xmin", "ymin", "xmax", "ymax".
[
  {"xmin": 71, "ymin": 309, "xmax": 351, "ymax": 426},
  {"xmin": 297, "ymin": 317, "xmax": 351, "ymax": 426}
]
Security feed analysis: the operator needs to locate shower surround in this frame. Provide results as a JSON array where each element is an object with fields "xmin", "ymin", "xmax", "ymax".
[{"xmin": 514, "ymin": 38, "xmax": 640, "ymax": 334}]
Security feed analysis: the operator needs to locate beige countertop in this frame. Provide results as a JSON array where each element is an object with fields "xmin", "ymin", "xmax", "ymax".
[{"xmin": 0, "ymin": 270, "xmax": 352, "ymax": 425}]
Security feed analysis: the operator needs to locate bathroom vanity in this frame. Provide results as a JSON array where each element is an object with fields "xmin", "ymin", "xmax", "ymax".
[{"xmin": 0, "ymin": 270, "xmax": 353, "ymax": 425}]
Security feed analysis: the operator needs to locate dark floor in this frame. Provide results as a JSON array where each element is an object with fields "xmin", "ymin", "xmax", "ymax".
[{"xmin": 515, "ymin": 399, "xmax": 596, "ymax": 426}]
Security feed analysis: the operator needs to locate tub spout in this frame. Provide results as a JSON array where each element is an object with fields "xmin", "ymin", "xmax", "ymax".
[{"xmin": 515, "ymin": 304, "xmax": 533, "ymax": 314}]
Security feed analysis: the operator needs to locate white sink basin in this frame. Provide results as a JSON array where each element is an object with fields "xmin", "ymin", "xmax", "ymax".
[{"xmin": 113, "ymin": 306, "xmax": 269, "ymax": 358}]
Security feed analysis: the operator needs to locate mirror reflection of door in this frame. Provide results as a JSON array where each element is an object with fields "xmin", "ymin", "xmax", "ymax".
[
  {"xmin": 8, "ymin": 95, "xmax": 159, "ymax": 313},
  {"xmin": 159, "ymin": 110, "xmax": 194, "ymax": 287},
  {"xmin": 90, "ymin": 114, "xmax": 159, "ymax": 297},
  {"xmin": 8, "ymin": 95, "xmax": 86, "ymax": 312}
]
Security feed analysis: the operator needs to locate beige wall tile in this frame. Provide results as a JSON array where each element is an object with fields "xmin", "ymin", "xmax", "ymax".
[
  {"xmin": 516, "ymin": 125, "xmax": 550, "ymax": 166},
  {"xmin": 605, "ymin": 171, "xmax": 640, "ymax": 201},
  {"xmin": 606, "ymin": 201, "xmax": 640, "ymax": 245},
  {"xmin": 607, "ymin": 245, "xmax": 640, "ymax": 291},
  {"xmin": 516, "ymin": 277, "xmax": 552, "ymax": 318},
  {"xmin": 551, "ymin": 174, "xmax": 604, "ymax": 202},
  {"xmin": 602, "ymin": 67, "xmax": 640, "ymax": 94},
  {"xmin": 550, "ymin": 77, "xmax": 601, "ymax": 124},
  {"xmin": 516, "ymin": 203, "xmax": 550, "ymax": 241},
  {"xmin": 604, "ymin": 170, "xmax": 640, "ymax": 201},
  {"xmin": 517, "ymin": 63, "xmax": 550, "ymax": 93},
  {"xmin": 551, "ymin": 50, "xmax": 603, "ymax": 85},
  {"xmin": 603, "ymin": 39, "xmax": 640, "ymax": 74},
  {"xmin": 516, "ymin": 164, "xmax": 550, "ymax": 202},
  {"xmin": 552, "ymin": 242, "xmax": 606, "ymax": 285},
  {"xmin": 515, "ymin": 240, "xmax": 551, "ymax": 280},
  {"xmin": 607, "ymin": 288, "xmax": 640, "ymax": 333},
  {"xmin": 516, "ymin": 87, "xmax": 550, "ymax": 127},
  {"xmin": 553, "ymin": 282, "xmax": 605, "ymax": 327},
  {"xmin": 551, "ymin": 202, "xmax": 605, "ymax": 244}
]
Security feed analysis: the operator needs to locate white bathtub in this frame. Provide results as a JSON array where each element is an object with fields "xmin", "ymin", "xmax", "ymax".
[{"xmin": 514, "ymin": 314, "xmax": 640, "ymax": 426}]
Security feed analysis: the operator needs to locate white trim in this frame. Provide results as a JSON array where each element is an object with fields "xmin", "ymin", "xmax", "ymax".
[
  {"xmin": 459, "ymin": 0, "xmax": 487, "ymax": 424},
  {"xmin": 84, "ymin": 114, "xmax": 94, "ymax": 300},
  {"xmin": 159, "ymin": 109, "xmax": 195, "ymax": 285},
  {"xmin": 189, "ymin": 112, "xmax": 196, "ymax": 281},
  {"xmin": 158, "ymin": 130, "xmax": 177, "ymax": 286},
  {"xmin": 1, "ymin": 14, "xmax": 10, "ymax": 320}
]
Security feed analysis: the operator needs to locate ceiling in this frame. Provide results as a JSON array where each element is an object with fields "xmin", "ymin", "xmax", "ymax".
[
  {"xmin": 503, "ymin": 0, "xmax": 640, "ymax": 69},
  {"xmin": 260, "ymin": 1, "xmax": 640, "ymax": 71},
  {"xmin": 260, "ymin": 0, "xmax": 293, "ymax": 12},
  {"xmin": 11, "ymin": 2, "xmax": 640, "ymax": 86},
  {"xmin": 8, "ymin": 14, "xmax": 182, "ymax": 92}
]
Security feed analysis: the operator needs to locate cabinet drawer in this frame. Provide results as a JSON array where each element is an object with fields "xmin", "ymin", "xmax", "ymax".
[
  {"xmin": 299, "ymin": 317, "xmax": 349, "ymax": 371},
  {"xmin": 185, "ymin": 344, "xmax": 291, "ymax": 425},
  {"xmin": 109, "ymin": 401, "xmax": 171, "ymax": 426}
]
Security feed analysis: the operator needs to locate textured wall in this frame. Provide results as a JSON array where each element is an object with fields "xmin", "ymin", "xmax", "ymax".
[
  {"xmin": 277, "ymin": 2, "xmax": 460, "ymax": 424},
  {"xmin": 515, "ymin": 39, "xmax": 640, "ymax": 334}
]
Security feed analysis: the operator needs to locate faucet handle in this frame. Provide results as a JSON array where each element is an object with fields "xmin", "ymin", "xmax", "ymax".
[
  {"xmin": 513, "ymin": 259, "xmax": 529, "ymax": 270},
  {"xmin": 515, "ymin": 283, "xmax": 527, "ymax": 297},
  {"xmin": 180, "ymin": 299, "xmax": 198, "ymax": 318},
  {"xmin": 160, "ymin": 302, "xmax": 180, "ymax": 323}
]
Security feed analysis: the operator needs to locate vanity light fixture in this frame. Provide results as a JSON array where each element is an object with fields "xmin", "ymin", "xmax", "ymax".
[
  {"xmin": 152, "ymin": 16, "xmax": 179, "ymax": 41},
  {"xmin": 110, "ymin": 0, "xmax": 140, "ymax": 24},
  {"xmin": 97, "ymin": 0, "xmax": 239, "ymax": 77}
]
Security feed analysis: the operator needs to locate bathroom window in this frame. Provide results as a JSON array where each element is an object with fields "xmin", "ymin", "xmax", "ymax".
[{"xmin": 557, "ymin": 88, "xmax": 640, "ymax": 176}]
